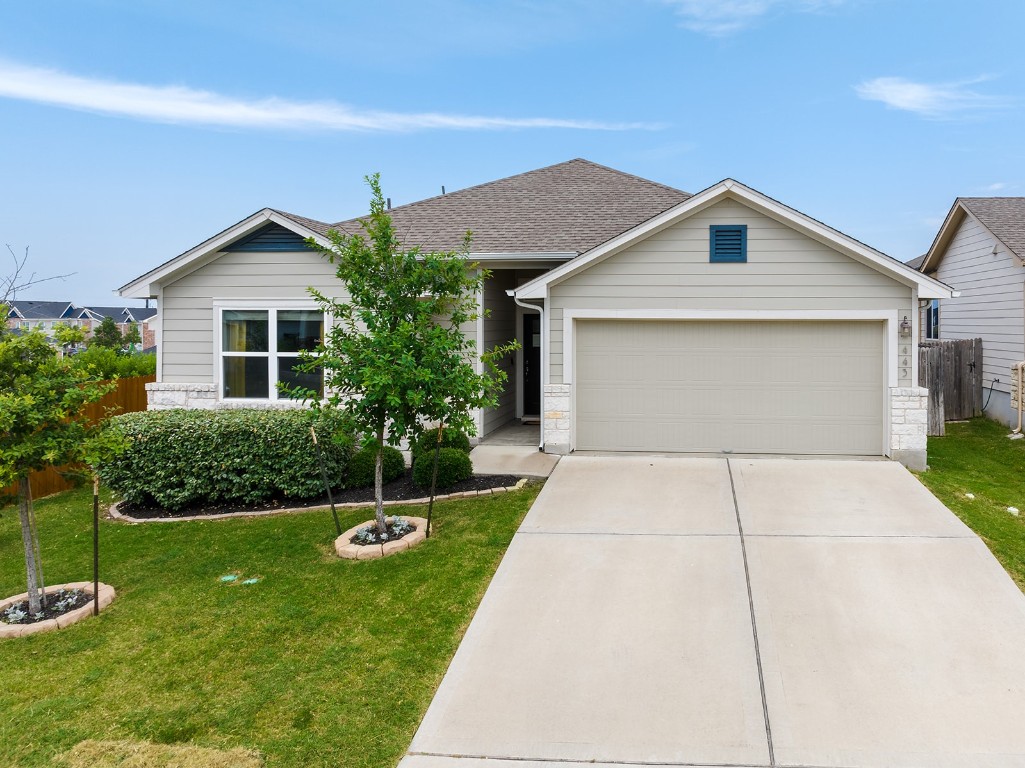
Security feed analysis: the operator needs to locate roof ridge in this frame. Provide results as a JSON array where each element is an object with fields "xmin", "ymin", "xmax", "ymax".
[
  {"xmin": 959, "ymin": 196, "xmax": 1025, "ymax": 202},
  {"xmin": 570, "ymin": 158, "xmax": 691, "ymax": 197},
  {"xmin": 329, "ymin": 158, "xmax": 581, "ymax": 226},
  {"xmin": 329, "ymin": 158, "xmax": 688, "ymax": 227},
  {"xmin": 272, "ymin": 209, "xmax": 331, "ymax": 227}
]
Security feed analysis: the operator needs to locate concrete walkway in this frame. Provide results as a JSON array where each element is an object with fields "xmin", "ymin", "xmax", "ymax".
[
  {"xmin": 470, "ymin": 444, "xmax": 559, "ymax": 479},
  {"xmin": 400, "ymin": 456, "xmax": 1025, "ymax": 768}
]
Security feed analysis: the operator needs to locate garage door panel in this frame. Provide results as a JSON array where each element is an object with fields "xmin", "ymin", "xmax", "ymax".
[{"xmin": 575, "ymin": 320, "xmax": 884, "ymax": 455}]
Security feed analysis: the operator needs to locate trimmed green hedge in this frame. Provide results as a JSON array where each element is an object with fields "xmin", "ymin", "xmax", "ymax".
[
  {"xmin": 346, "ymin": 443, "xmax": 406, "ymax": 488},
  {"xmin": 411, "ymin": 427, "xmax": 471, "ymax": 458},
  {"xmin": 413, "ymin": 447, "xmax": 473, "ymax": 489},
  {"xmin": 99, "ymin": 409, "xmax": 354, "ymax": 511}
]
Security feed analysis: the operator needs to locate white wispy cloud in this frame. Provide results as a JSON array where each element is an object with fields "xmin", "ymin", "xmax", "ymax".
[
  {"xmin": 0, "ymin": 60, "xmax": 659, "ymax": 133},
  {"xmin": 662, "ymin": 0, "xmax": 847, "ymax": 35},
  {"xmin": 854, "ymin": 76, "xmax": 1008, "ymax": 119},
  {"xmin": 980, "ymin": 182, "xmax": 1011, "ymax": 193}
]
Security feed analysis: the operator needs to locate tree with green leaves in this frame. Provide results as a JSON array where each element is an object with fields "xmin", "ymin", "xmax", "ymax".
[
  {"xmin": 54, "ymin": 321, "xmax": 86, "ymax": 356},
  {"xmin": 0, "ymin": 325, "xmax": 115, "ymax": 615},
  {"xmin": 288, "ymin": 174, "xmax": 516, "ymax": 537},
  {"xmin": 123, "ymin": 322, "xmax": 142, "ymax": 349},
  {"xmin": 90, "ymin": 316, "xmax": 124, "ymax": 350}
]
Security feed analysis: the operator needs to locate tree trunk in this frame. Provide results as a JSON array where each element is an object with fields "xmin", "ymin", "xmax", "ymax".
[
  {"xmin": 374, "ymin": 423, "xmax": 388, "ymax": 536},
  {"xmin": 17, "ymin": 477, "xmax": 42, "ymax": 615}
]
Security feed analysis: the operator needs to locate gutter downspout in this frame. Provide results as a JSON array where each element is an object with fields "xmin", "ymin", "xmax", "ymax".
[{"xmin": 510, "ymin": 291, "xmax": 545, "ymax": 452}]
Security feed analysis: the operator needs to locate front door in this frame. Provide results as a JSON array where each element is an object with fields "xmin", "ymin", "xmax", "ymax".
[{"xmin": 523, "ymin": 313, "xmax": 541, "ymax": 415}]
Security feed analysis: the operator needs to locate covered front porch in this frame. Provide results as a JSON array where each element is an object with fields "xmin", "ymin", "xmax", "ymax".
[{"xmin": 476, "ymin": 265, "xmax": 553, "ymax": 443}]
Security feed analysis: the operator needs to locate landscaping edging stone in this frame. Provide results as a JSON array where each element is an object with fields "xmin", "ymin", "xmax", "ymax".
[
  {"xmin": 335, "ymin": 516, "xmax": 429, "ymax": 560},
  {"xmin": 0, "ymin": 582, "xmax": 116, "ymax": 639},
  {"xmin": 108, "ymin": 478, "xmax": 529, "ymax": 523}
]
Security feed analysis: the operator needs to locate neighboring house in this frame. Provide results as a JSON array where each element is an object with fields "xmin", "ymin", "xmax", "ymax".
[
  {"xmin": 82, "ymin": 306, "xmax": 159, "ymax": 349},
  {"xmin": 5, "ymin": 301, "xmax": 82, "ymax": 336},
  {"xmin": 915, "ymin": 197, "xmax": 1025, "ymax": 425},
  {"xmin": 4, "ymin": 300, "xmax": 158, "ymax": 350},
  {"xmin": 118, "ymin": 159, "xmax": 950, "ymax": 469}
]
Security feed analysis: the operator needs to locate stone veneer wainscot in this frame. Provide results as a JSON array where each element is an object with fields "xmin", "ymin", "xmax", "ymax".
[{"xmin": 146, "ymin": 383, "xmax": 303, "ymax": 411}]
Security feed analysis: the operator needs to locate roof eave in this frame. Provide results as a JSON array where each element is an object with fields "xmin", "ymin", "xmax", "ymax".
[
  {"xmin": 920, "ymin": 201, "xmax": 968, "ymax": 274},
  {"xmin": 515, "ymin": 179, "xmax": 954, "ymax": 301},
  {"xmin": 118, "ymin": 209, "xmax": 332, "ymax": 299}
]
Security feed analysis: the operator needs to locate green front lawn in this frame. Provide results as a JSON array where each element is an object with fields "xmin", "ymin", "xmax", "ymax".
[
  {"xmin": 916, "ymin": 418, "xmax": 1025, "ymax": 590},
  {"xmin": 0, "ymin": 484, "xmax": 540, "ymax": 767}
]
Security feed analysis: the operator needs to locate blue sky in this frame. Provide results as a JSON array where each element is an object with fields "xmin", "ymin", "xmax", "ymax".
[{"xmin": 1, "ymin": 0, "xmax": 1022, "ymax": 305}]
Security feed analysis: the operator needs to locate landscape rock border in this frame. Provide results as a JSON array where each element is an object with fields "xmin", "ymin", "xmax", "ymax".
[
  {"xmin": 334, "ymin": 516, "xmax": 432, "ymax": 560},
  {"xmin": 0, "ymin": 582, "xmax": 116, "ymax": 639},
  {"xmin": 109, "ymin": 478, "xmax": 529, "ymax": 523}
]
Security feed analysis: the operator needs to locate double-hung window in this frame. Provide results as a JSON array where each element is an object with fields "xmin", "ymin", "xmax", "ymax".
[{"xmin": 220, "ymin": 307, "xmax": 324, "ymax": 400}]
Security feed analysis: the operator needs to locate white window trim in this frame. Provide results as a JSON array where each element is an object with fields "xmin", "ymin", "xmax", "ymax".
[{"xmin": 213, "ymin": 298, "xmax": 325, "ymax": 402}]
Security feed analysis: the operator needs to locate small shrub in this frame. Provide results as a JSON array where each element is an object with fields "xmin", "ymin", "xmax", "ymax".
[
  {"xmin": 413, "ymin": 447, "xmax": 473, "ymax": 489},
  {"xmin": 411, "ymin": 427, "xmax": 471, "ymax": 457},
  {"xmin": 351, "ymin": 516, "xmax": 415, "ymax": 545},
  {"xmin": 346, "ymin": 443, "xmax": 406, "ymax": 488},
  {"xmin": 98, "ymin": 409, "xmax": 354, "ymax": 511}
]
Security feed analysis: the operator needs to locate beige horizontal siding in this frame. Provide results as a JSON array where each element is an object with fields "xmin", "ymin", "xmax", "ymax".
[
  {"xmin": 548, "ymin": 198, "xmax": 913, "ymax": 385},
  {"xmin": 935, "ymin": 215, "xmax": 1024, "ymax": 394},
  {"xmin": 160, "ymin": 249, "xmax": 342, "ymax": 383}
]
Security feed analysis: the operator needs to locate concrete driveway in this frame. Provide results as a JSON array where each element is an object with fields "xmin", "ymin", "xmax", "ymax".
[{"xmin": 399, "ymin": 457, "xmax": 1025, "ymax": 768}]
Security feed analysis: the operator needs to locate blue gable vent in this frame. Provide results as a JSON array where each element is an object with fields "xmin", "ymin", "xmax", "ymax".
[
  {"xmin": 225, "ymin": 224, "xmax": 313, "ymax": 252},
  {"xmin": 710, "ymin": 225, "xmax": 747, "ymax": 263}
]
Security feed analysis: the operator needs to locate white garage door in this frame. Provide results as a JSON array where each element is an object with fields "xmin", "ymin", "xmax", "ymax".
[{"xmin": 575, "ymin": 320, "xmax": 884, "ymax": 455}]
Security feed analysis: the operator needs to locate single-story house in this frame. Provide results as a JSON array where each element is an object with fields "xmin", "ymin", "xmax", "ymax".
[
  {"xmin": 118, "ymin": 159, "xmax": 951, "ymax": 470},
  {"xmin": 915, "ymin": 197, "xmax": 1025, "ymax": 426}
]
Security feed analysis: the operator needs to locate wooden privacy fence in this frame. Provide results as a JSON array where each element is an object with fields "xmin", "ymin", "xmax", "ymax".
[
  {"xmin": 2, "ymin": 374, "xmax": 155, "ymax": 500},
  {"xmin": 918, "ymin": 339, "xmax": 983, "ymax": 436}
]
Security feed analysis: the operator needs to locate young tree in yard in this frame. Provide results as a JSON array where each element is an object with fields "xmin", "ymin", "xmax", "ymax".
[
  {"xmin": 0, "ymin": 323, "xmax": 113, "ymax": 615},
  {"xmin": 90, "ymin": 316, "xmax": 124, "ymax": 350},
  {"xmin": 288, "ymin": 174, "xmax": 516, "ymax": 536}
]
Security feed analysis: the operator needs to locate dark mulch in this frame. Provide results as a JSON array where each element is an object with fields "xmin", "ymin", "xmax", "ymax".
[
  {"xmin": 117, "ymin": 469, "xmax": 522, "ymax": 520},
  {"xmin": 1, "ymin": 588, "xmax": 91, "ymax": 625}
]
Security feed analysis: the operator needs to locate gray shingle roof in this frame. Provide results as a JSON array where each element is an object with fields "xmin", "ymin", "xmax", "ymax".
[
  {"xmin": 122, "ymin": 159, "xmax": 692, "ymax": 296},
  {"xmin": 278, "ymin": 158, "xmax": 690, "ymax": 255},
  {"xmin": 959, "ymin": 197, "xmax": 1025, "ymax": 259},
  {"xmin": 905, "ymin": 254, "xmax": 926, "ymax": 270},
  {"xmin": 7, "ymin": 300, "xmax": 75, "ymax": 319},
  {"xmin": 86, "ymin": 306, "xmax": 158, "ymax": 322}
]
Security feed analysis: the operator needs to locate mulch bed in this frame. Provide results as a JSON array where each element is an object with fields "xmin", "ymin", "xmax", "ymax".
[
  {"xmin": 117, "ymin": 469, "xmax": 522, "ymax": 520},
  {"xmin": 1, "ymin": 588, "xmax": 91, "ymax": 625}
]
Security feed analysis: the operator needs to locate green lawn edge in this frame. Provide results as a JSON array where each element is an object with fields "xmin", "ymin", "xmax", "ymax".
[
  {"xmin": 915, "ymin": 418, "xmax": 1025, "ymax": 591},
  {"xmin": 0, "ymin": 482, "xmax": 542, "ymax": 768}
]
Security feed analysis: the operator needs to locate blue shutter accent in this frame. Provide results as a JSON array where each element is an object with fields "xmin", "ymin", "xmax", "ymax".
[
  {"xmin": 226, "ymin": 224, "xmax": 313, "ymax": 252},
  {"xmin": 710, "ymin": 225, "xmax": 747, "ymax": 263}
]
